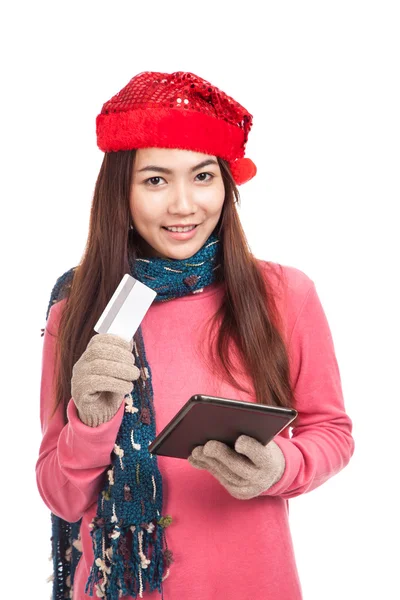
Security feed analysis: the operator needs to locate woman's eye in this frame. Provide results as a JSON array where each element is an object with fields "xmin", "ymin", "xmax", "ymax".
[
  {"xmin": 196, "ymin": 172, "xmax": 214, "ymax": 182},
  {"xmin": 145, "ymin": 176, "xmax": 165, "ymax": 186},
  {"xmin": 144, "ymin": 173, "xmax": 213, "ymax": 186}
]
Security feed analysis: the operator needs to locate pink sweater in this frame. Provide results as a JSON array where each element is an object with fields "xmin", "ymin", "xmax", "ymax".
[{"xmin": 36, "ymin": 260, "xmax": 355, "ymax": 600}]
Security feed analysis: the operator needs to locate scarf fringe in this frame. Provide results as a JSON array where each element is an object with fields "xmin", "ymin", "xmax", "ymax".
[
  {"xmin": 84, "ymin": 518, "xmax": 172, "ymax": 599},
  {"xmin": 50, "ymin": 512, "xmax": 82, "ymax": 599}
]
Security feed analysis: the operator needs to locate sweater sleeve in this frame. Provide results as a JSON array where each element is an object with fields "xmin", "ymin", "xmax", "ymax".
[
  {"xmin": 35, "ymin": 301, "xmax": 126, "ymax": 523},
  {"xmin": 264, "ymin": 281, "xmax": 355, "ymax": 499}
]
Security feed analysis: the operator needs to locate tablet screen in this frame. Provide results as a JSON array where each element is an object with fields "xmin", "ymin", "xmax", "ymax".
[{"xmin": 149, "ymin": 394, "xmax": 297, "ymax": 459}]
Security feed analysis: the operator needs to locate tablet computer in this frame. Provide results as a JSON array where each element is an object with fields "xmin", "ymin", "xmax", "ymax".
[{"xmin": 148, "ymin": 394, "xmax": 297, "ymax": 459}]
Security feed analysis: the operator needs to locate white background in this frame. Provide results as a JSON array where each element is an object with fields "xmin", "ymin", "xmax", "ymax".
[{"xmin": 1, "ymin": 1, "xmax": 399, "ymax": 598}]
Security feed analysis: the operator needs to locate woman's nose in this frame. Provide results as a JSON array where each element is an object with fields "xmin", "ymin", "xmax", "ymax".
[{"xmin": 169, "ymin": 183, "xmax": 196, "ymax": 214}]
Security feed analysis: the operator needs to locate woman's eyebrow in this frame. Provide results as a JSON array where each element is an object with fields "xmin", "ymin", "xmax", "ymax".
[{"xmin": 137, "ymin": 159, "xmax": 219, "ymax": 174}]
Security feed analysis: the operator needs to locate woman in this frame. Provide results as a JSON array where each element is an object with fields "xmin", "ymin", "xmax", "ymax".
[{"xmin": 36, "ymin": 70, "xmax": 355, "ymax": 600}]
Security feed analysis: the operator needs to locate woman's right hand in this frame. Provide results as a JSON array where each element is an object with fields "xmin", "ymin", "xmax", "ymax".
[{"xmin": 71, "ymin": 333, "xmax": 141, "ymax": 427}]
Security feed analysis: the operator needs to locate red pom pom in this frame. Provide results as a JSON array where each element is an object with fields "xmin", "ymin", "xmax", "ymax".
[{"xmin": 229, "ymin": 157, "xmax": 257, "ymax": 185}]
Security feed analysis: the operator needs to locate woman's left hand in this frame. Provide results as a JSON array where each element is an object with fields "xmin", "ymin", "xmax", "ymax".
[{"xmin": 188, "ymin": 435, "xmax": 286, "ymax": 500}]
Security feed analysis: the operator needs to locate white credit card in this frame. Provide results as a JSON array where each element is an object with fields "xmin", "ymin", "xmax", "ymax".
[{"xmin": 94, "ymin": 274, "xmax": 157, "ymax": 342}]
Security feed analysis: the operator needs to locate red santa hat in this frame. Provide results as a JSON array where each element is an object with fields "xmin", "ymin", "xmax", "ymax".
[{"xmin": 96, "ymin": 71, "xmax": 257, "ymax": 185}]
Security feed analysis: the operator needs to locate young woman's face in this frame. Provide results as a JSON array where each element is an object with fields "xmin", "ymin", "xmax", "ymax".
[{"xmin": 129, "ymin": 148, "xmax": 225, "ymax": 260}]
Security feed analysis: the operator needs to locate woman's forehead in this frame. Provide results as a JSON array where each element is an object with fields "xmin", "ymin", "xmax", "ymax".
[{"xmin": 134, "ymin": 147, "xmax": 217, "ymax": 169}]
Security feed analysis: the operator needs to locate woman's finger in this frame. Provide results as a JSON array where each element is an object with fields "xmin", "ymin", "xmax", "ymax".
[{"xmin": 203, "ymin": 440, "xmax": 258, "ymax": 479}]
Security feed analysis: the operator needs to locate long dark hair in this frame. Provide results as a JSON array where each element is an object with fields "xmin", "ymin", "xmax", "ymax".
[{"xmin": 47, "ymin": 150, "xmax": 294, "ymax": 423}]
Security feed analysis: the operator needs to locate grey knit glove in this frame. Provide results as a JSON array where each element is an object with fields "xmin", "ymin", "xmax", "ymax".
[
  {"xmin": 71, "ymin": 333, "xmax": 141, "ymax": 427},
  {"xmin": 188, "ymin": 436, "xmax": 285, "ymax": 499}
]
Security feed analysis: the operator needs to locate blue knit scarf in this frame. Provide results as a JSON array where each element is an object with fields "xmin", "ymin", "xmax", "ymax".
[{"xmin": 45, "ymin": 231, "xmax": 221, "ymax": 600}]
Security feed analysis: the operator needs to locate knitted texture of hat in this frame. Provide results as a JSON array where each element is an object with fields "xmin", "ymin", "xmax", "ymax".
[
  {"xmin": 45, "ymin": 231, "xmax": 222, "ymax": 600},
  {"xmin": 96, "ymin": 71, "xmax": 257, "ymax": 185}
]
